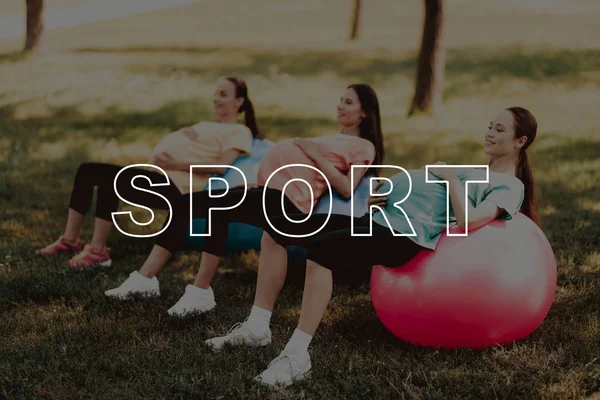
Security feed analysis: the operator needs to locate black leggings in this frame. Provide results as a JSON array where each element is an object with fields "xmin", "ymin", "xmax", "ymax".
[
  {"xmin": 69, "ymin": 162, "xmax": 181, "ymax": 221},
  {"xmin": 266, "ymin": 214, "xmax": 426, "ymax": 275},
  {"xmin": 156, "ymin": 187, "xmax": 312, "ymax": 256}
]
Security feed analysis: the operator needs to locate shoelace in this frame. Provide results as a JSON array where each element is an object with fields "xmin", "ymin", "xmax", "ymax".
[
  {"xmin": 225, "ymin": 317, "xmax": 250, "ymax": 337},
  {"xmin": 266, "ymin": 351, "xmax": 298, "ymax": 375}
]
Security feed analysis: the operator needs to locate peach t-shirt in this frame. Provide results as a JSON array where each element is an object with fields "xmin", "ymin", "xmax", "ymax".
[
  {"xmin": 150, "ymin": 122, "xmax": 252, "ymax": 193},
  {"xmin": 257, "ymin": 134, "xmax": 376, "ymax": 214}
]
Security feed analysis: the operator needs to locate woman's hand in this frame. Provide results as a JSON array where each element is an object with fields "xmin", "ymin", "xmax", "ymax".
[
  {"xmin": 154, "ymin": 152, "xmax": 187, "ymax": 171},
  {"xmin": 428, "ymin": 161, "xmax": 459, "ymax": 182},
  {"xmin": 293, "ymin": 138, "xmax": 320, "ymax": 159},
  {"xmin": 368, "ymin": 180, "xmax": 387, "ymax": 209}
]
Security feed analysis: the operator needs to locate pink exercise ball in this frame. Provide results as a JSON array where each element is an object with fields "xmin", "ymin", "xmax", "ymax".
[{"xmin": 370, "ymin": 213, "xmax": 557, "ymax": 349}]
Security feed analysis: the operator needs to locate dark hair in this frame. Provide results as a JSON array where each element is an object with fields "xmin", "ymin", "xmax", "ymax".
[
  {"xmin": 225, "ymin": 77, "xmax": 264, "ymax": 139},
  {"xmin": 347, "ymin": 83, "xmax": 384, "ymax": 176},
  {"xmin": 507, "ymin": 106, "xmax": 539, "ymax": 226}
]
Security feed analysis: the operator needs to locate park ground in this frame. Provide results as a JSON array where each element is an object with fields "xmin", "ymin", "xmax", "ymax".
[{"xmin": 0, "ymin": 0, "xmax": 599, "ymax": 398}]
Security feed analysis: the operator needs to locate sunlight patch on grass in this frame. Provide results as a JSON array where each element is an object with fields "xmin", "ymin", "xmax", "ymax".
[
  {"xmin": 0, "ymin": 219, "xmax": 27, "ymax": 236},
  {"xmin": 31, "ymin": 141, "xmax": 71, "ymax": 161},
  {"xmin": 579, "ymin": 199, "xmax": 600, "ymax": 214},
  {"xmin": 237, "ymin": 251, "xmax": 259, "ymax": 271},
  {"xmin": 543, "ymin": 159, "xmax": 600, "ymax": 188},
  {"xmin": 276, "ymin": 306, "xmax": 301, "ymax": 320},
  {"xmin": 540, "ymin": 205, "xmax": 558, "ymax": 217},
  {"xmin": 0, "ymin": 136, "xmax": 11, "ymax": 162},
  {"xmin": 582, "ymin": 252, "xmax": 600, "ymax": 271}
]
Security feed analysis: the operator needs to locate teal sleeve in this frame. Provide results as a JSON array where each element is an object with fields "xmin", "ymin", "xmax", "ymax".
[{"xmin": 483, "ymin": 179, "xmax": 525, "ymax": 220}]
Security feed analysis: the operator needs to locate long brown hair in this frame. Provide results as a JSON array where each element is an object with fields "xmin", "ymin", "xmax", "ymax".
[
  {"xmin": 225, "ymin": 77, "xmax": 264, "ymax": 139},
  {"xmin": 507, "ymin": 106, "xmax": 539, "ymax": 226},
  {"xmin": 347, "ymin": 83, "xmax": 384, "ymax": 176}
]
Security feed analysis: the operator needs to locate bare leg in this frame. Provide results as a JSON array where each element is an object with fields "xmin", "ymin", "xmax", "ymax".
[
  {"xmin": 253, "ymin": 260, "xmax": 331, "ymax": 387},
  {"xmin": 89, "ymin": 218, "xmax": 113, "ymax": 252},
  {"xmin": 297, "ymin": 260, "xmax": 333, "ymax": 336},
  {"xmin": 138, "ymin": 245, "xmax": 172, "ymax": 278},
  {"xmin": 253, "ymin": 232, "xmax": 288, "ymax": 311},
  {"xmin": 63, "ymin": 208, "xmax": 85, "ymax": 244},
  {"xmin": 193, "ymin": 252, "xmax": 220, "ymax": 289}
]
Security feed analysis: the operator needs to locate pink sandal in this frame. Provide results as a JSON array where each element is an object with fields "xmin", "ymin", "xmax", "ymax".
[
  {"xmin": 67, "ymin": 245, "xmax": 112, "ymax": 269},
  {"xmin": 36, "ymin": 236, "xmax": 84, "ymax": 256}
]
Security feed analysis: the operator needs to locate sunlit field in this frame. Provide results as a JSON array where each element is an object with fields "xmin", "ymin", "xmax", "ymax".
[{"xmin": 1, "ymin": 0, "xmax": 599, "ymax": 398}]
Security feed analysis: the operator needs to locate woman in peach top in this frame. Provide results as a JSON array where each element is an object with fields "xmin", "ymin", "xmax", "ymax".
[
  {"xmin": 105, "ymin": 84, "xmax": 385, "ymax": 317},
  {"xmin": 35, "ymin": 77, "xmax": 263, "ymax": 269}
]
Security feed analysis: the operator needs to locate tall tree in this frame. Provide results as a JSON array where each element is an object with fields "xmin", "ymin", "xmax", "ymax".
[
  {"xmin": 408, "ymin": 0, "xmax": 445, "ymax": 116},
  {"xmin": 23, "ymin": 0, "xmax": 45, "ymax": 53},
  {"xmin": 348, "ymin": 0, "xmax": 362, "ymax": 40}
]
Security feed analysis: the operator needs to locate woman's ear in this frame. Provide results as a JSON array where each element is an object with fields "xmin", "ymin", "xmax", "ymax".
[
  {"xmin": 236, "ymin": 97, "xmax": 245, "ymax": 112},
  {"xmin": 515, "ymin": 136, "xmax": 528, "ymax": 149}
]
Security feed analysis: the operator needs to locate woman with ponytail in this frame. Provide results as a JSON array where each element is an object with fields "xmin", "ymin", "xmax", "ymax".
[
  {"xmin": 204, "ymin": 107, "xmax": 539, "ymax": 388},
  {"xmin": 105, "ymin": 84, "xmax": 385, "ymax": 315},
  {"xmin": 36, "ymin": 77, "xmax": 262, "ymax": 269}
]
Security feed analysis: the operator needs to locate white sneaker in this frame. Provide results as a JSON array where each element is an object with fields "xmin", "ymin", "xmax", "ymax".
[
  {"xmin": 104, "ymin": 271, "xmax": 160, "ymax": 299},
  {"xmin": 167, "ymin": 285, "xmax": 216, "ymax": 317},
  {"xmin": 255, "ymin": 349, "xmax": 311, "ymax": 388},
  {"xmin": 205, "ymin": 320, "xmax": 271, "ymax": 350}
]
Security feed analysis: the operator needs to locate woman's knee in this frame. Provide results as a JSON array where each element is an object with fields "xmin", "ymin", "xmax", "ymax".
[
  {"xmin": 75, "ymin": 162, "xmax": 94, "ymax": 179},
  {"xmin": 306, "ymin": 259, "xmax": 332, "ymax": 276},
  {"xmin": 261, "ymin": 231, "xmax": 281, "ymax": 250},
  {"xmin": 74, "ymin": 162, "xmax": 114, "ymax": 182}
]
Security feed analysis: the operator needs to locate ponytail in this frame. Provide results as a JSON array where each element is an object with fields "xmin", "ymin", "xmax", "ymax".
[
  {"xmin": 516, "ymin": 150, "xmax": 539, "ymax": 226},
  {"xmin": 225, "ymin": 76, "xmax": 265, "ymax": 139},
  {"xmin": 241, "ymin": 98, "xmax": 264, "ymax": 139},
  {"xmin": 348, "ymin": 83, "xmax": 385, "ymax": 176},
  {"xmin": 507, "ymin": 106, "xmax": 539, "ymax": 226}
]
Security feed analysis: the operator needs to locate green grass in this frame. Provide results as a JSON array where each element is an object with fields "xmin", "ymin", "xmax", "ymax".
[{"xmin": 1, "ymin": 0, "xmax": 600, "ymax": 398}]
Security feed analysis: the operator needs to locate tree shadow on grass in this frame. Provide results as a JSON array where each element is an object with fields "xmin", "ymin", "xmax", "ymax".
[
  {"xmin": 0, "ymin": 99, "xmax": 334, "ymax": 151},
  {"xmin": 72, "ymin": 45, "xmax": 600, "ymax": 96},
  {"xmin": 531, "ymin": 137, "xmax": 600, "ymax": 265},
  {"xmin": 0, "ymin": 51, "xmax": 27, "ymax": 64}
]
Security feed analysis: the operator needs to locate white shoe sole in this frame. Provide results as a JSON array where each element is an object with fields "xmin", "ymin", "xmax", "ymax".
[
  {"xmin": 104, "ymin": 290, "xmax": 160, "ymax": 299},
  {"xmin": 71, "ymin": 259, "xmax": 112, "ymax": 270},
  {"xmin": 167, "ymin": 301, "xmax": 216, "ymax": 317},
  {"xmin": 205, "ymin": 334, "xmax": 272, "ymax": 351},
  {"xmin": 255, "ymin": 364, "xmax": 312, "ymax": 388}
]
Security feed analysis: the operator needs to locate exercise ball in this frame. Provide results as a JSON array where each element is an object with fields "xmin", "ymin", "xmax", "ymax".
[
  {"xmin": 186, "ymin": 138, "xmax": 274, "ymax": 251},
  {"xmin": 370, "ymin": 213, "xmax": 556, "ymax": 349}
]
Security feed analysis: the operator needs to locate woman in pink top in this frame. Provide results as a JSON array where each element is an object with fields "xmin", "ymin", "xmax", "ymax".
[
  {"xmin": 35, "ymin": 77, "xmax": 263, "ymax": 269},
  {"xmin": 105, "ymin": 84, "xmax": 385, "ymax": 315}
]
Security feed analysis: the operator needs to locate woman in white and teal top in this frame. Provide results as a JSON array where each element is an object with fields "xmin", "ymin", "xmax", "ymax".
[{"xmin": 204, "ymin": 107, "xmax": 541, "ymax": 388}]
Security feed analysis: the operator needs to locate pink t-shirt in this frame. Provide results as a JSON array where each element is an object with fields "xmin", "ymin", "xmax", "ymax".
[{"xmin": 257, "ymin": 134, "xmax": 376, "ymax": 213}]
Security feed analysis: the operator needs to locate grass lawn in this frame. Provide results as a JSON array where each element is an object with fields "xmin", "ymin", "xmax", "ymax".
[{"xmin": 1, "ymin": 0, "xmax": 599, "ymax": 398}]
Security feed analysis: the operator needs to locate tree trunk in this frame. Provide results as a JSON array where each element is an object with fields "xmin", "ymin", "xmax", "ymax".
[
  {"xmin": 408, "ymin": 0, "xmax": 445, "ymax": 116},
  {"xmin": 23, "ymin": 0, "xmax": 45, "ymax": 53},
  {"xmin": 348, "ymin": 0, "xmax": 362, "ymax": 40}
]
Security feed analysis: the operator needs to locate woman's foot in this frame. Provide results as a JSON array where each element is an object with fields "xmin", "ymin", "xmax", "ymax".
[
  {"xmin": 35, "ymin": 236, "xmax": 83, "ymax": 256},
  {"xmin": 67, "ymin": 245, "xmax": 112, "ymax": 269},
  {"xmin": 167, "ymin": 285, "xmax": 216, "ymax": 317},
  {"xmin": 255, "ymin": 349, "xmax": 312, "ymax": 388},
  {"xmin": 104, "ymin": 271, "xmax": 160, "ymax": 299},
  {"xmin": 205, "ymin": 320, "xmax": 272, "ymax": 350}
]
